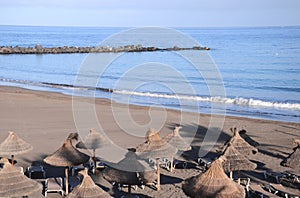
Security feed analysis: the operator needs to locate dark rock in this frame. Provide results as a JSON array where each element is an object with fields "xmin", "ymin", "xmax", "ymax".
[{"xmin": 0, "ymin": 44, "xmax": 210, "ymax": 54}]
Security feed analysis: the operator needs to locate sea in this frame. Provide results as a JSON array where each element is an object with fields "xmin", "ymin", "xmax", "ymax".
[{"xmin": 0, "ymin": 25, "xmax": 299, "ymax": 123}]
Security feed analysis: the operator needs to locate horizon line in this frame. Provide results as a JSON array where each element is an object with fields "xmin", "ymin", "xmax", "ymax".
[{"xmin": 1, "ymin": 24, "xmax": 300, "ymax": 29}]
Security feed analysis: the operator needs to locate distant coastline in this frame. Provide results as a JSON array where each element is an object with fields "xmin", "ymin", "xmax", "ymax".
[{"xmin": 0, "ymin": 44, "xmax": 210, "ymax": 54}]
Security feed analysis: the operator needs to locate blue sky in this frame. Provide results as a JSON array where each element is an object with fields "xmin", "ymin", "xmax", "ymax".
[{"xmin": 0, "ymin": 0, "xmax": 299, "ymax": 27}]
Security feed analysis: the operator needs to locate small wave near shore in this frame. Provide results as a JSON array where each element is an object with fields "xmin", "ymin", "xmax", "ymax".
[{"xmin": 1, "ymin": 78, "xmax": 298, "ymax": 111}]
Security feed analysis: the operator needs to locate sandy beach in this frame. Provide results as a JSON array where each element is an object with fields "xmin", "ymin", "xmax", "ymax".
[{"xmin": 0, "ymin": 85, "xmax": 299, "ymax": 197}]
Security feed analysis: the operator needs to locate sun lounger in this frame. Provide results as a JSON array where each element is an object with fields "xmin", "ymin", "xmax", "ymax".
[
  {"xmin": 235, "ymin": 177, "xmax": 250, "ymax": 187},
  {"xmin": 147, "ymin": 159, "xmax": 157, "ymax": 170},
  {"xmin": 44, "ymin": 177, "xmax": 64, "ymax": 197},
  {"xmin": 70, "ymin": 164, "xmax": 85, "ymax": 176},
  {"xmin": 247, "ymin": 184, "xmax": 280, "ymax": 198},
  {"xmin": 264, "ymin": 170, "xmax": 285, "ymax": 183},
  {"xmin": 266, "ymin": 183, "xmax": 299, "ymax": 198},
  {"xmin": 159, "ymin": 157, "xmax": 188, "ymax": 171},
  {"xmin": 90, "ymin": 158, "xmax": 106, "ymax": 171},
  {"xmin": 264, "ymin": 170, "xmax": 300, "ymax": 190},
  {"xmin": 96, "ymin": 161, "xmax": 106, "ymax": 169},
  {"xmin": 282, "ymin": 171, "xmax": 300, "ymax": 183},
  {"xmin": 159, "ymin": 157, "xmax": 172, "ymax": 171},
  {"xmin": 197, "ymin": 157, "xmax": 212, "ymax": 169},
  {"xmin": 173, "ymin": 159, "xmax": 188, "ymax": 169},
  {"xmin": 148, "ymin": 157, "xmax": 172, "ymax": 171},
  {"xmin": 118, "ymin": 183, "xmax": 139, "ymax": 191},
  {"xmin": 69, "ymin": 175, "xmax": 83, "ymax": 191},
  {"xmin": 27, "ymin": 165, "xmax": 46, "ymax": 179}
]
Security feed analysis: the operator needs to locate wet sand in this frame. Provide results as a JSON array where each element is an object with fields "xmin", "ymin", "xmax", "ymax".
[{"xmin": 0, "ymin": 86, "xmax": 299, "ymax": 197}]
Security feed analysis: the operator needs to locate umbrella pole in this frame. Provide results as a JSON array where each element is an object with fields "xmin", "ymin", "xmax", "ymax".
[
  {"xmin": 11, "ymin": 155, "xmax": 15, "ymax": 165},
  {"xmin": 65, "ymin": 167, "xmax": 69, "ymax": 195},
  {"xmin": 93, "ymin": 149, "xmax": 96, "ymax": 174},
  {"xmin": 128, "ymin": 184, "xmax": 131, "ymax": 198},
  {"xmin": 170, "ymin": 155, "xmax": 173, "ymax": 172},
  {"xmin": 156, "ymin": 158, "xmax": 160, "ymax": 191},
  {"xmin": 230, "ymin": 171, "xmax": 233, "ymax": 180},
  {"xmin": 238, "ymin": 170, "xmax": 241, "ymax": 184}
]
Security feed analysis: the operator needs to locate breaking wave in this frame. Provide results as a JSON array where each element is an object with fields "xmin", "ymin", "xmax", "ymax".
[
  {"xmin": 114, "ymin": 90, "xmax": 300, "ymax": 110},
  {"xmin": 0, "ymin": 78, "xmax": 299, "ymax": 111}
]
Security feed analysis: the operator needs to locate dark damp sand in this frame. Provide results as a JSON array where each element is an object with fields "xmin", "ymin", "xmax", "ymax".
[{"xmin": 0, "ymin": 86, "xmax": 299, "ymax": 197}]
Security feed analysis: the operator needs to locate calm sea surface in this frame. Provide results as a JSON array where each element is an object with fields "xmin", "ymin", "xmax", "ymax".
[{"xmin": 0, "ymin": 25, "xmax": 299, "ymax": 123}]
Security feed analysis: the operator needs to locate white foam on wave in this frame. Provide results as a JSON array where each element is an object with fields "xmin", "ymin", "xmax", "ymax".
[
  {"xmin": 1, "ymin": 78, "xmax": 299, "ymax": 111},
  {"xmin": 114, "ymin": 90, "xmax": 300, "ymax": 110}
]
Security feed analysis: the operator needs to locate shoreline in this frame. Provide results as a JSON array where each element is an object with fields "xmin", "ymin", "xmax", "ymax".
[
  {"xmin": 0, "ymin": 85, "xmax": 299, "ymax": 197},
  {"xmin": 1, "ymin": 85, "xmax": 299, "ymax": 156},
  {"xmin": 1, "ymin": 84, "xmax": 299, "ymax": 138},
  {"xmin": 0, "ymin": 83, "xmax": 298, "ymax": 125}
]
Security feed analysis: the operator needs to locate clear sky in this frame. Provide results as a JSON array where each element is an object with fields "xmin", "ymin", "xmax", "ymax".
[{"xmin": 0, "ymin": 0, "xmax": 299, "ymax": 27}]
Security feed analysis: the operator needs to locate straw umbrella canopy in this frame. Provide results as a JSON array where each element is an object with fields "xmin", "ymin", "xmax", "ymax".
[
  {"xmin": 222, "ymin": 144, "xmax": 257, "ymax": 181},
  {"xmin": 136, "ymin": 128, "xmax": 177, "ymax": 159},
  {"xmin": 281, "ymin": 141, "xmax": 300, "ymax": 171},
  {"xmin": 0, "ymin": 158, "xmax": 42, "ymax": 197},
  {"xmin": 112, "ymin": 149, "xmax": 153, "ymax": 173},
  {"xmin": 0, "ymin": 131, "xmax": 33, "ymax": 165},
  {"xmin": 164, "ymin": 126, "xmax": 192, "ymax": 152},
  {"xmin": 182, "ymin": 157, "xmax": 246, "ymax": 198},
  {"xmin": 76, "ymin": 128, "xmax": 110, "ymax": 173},
  {"xmin": 44, "ymin": 138, "xmax": 90, "ymax": 195},
  {"xmin": 103, "ymin": 149, "xmax": 155, "ymax": 196},
  {"xmin": 223, "ymin": 128, "xmax": 258, "ymax": 155},
  {"xmin": 164, "ymin": 126, "xmax": 191, "ymax": 172},
  {"xmin": 67, "ymin": 169, "xmax": 111, "ymax": 198},
  {"xmin": 44, "ymin": 139, "xmax": 90, "ymax": 166},
  {"xmin": 136, "ymin": 128, "xmax": 177, "ymax": 190}
]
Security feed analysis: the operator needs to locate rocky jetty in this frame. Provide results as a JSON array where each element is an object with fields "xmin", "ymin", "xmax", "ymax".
[{"xmin": 0, "ymin": 44, "xmax": 210, "ymax": 54}]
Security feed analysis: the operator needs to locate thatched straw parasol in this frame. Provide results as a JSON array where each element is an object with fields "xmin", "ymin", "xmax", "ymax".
[
  {"xmin": 67, "ymin": 169, "xmax": 111, "ymax": 198},
  {"xmin": 103, "ymin": 149, "xmax": 155, "ymax": 196},
  {"xmin": 110, "ymin": 149, "xmax": 152, "ymax": 173},
  {"xmin": 222, "ymin": 144, "xmax": 257, "ymax": 182},
  {"xmin": 164, "ymin": 126, "xmax": 192, "ymax": 151},
  {"xmin": 0, "ymin": 131, "xmax": 33, "ymax": 165},
  {"xmin": 76, "ymin": 128, "xmax": 110, "ymax": 173},
  {"xmin": 44, "ymin": 137, "xmax": 90, "ymax": 195},
  {"xmin": 136, "ymin": 128, "xmax": 177, "ymax": 159},
  {"xmin": 281, "ymin": 140, "xmax": 300, "ymax": 172},
  {"xmin": 223, "ymin": 128, "xmax": 258, "ymax": 155},
  {"xmin": 182, "ymin": 157, "xmax": 245, "ymax": 198},
  {"xmin": 136, "ymin": 128, "xmax": 177, "ymax": 190},
  {"xmin": 44, "ymin": 139, "xmax": 90, "ymax": 167},
  {"xmin": 164, "ymin": 125, "xmax": 191, "ymax": 171},
  {"xmin": 0, "ymin": 158, "xmax": 42, "ymax": 197}
]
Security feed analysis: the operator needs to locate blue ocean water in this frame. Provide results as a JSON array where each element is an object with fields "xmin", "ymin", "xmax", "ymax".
[{"xmin": 0, "ymin": 25, "xmax": 299, "ymax": 123}]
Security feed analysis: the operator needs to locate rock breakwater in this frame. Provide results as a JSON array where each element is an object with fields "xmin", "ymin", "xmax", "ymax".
[{"xmin": 0, "ymin": 44, "xmax": 210, "ymax": 54}]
